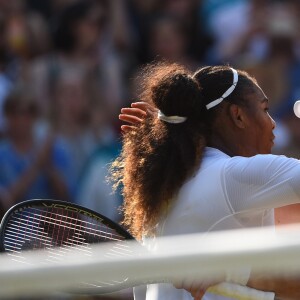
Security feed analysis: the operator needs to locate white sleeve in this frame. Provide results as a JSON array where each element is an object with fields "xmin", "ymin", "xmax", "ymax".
[{"xmin": 224, "ymin": 154, "xmax": 300, "ymax": 212}]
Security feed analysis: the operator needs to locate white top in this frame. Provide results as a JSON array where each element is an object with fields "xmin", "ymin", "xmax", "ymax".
[{"xmin": 142, "ymin": 147, "xmax": 300, "ymax": 300}]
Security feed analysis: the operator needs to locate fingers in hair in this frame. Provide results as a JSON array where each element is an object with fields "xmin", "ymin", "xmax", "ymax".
[
  {"xmin": 121, "ymin": 125, "xmax": 136, "ymax": 133},
  {"xmin": 119, "ymin": 113, "xmax": 144, "ymax": 124},
  {"xmin": 121, "ymin": 107, "xmax": 147, "ymax": 119},
  {"xmin": 131, "ymin": 102, "xmax": 158, "ymax": 116}
]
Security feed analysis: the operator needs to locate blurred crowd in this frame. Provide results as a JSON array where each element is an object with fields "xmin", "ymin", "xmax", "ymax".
[{"xmin": 0, "ymin": 0, "xmax": 300, "ymax": 221}]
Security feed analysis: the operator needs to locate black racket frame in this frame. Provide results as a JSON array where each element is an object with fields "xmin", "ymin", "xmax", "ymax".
[{"xmin": 0, "ymin": 199, "xmax": 134, "ymax": 252}]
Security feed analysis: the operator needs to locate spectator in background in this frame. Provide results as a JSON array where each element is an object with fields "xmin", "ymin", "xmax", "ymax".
[
  {"xmin": 0, "ymin": 0, "xmax": 51, "ymax": 135},
  {"xmin": 0, "ymin": 16, "xmax": 13, "ymax": 137},
  {"xmin": 125, "ymin": 0, "xmax": 162, "ymax": 64},
  {"xmin": 4, "ymin": 0, "xmax": 51, "ymax": 61},
  {"xmin": 232, "ymin": 2, "xmax": 300, "ymax": 228},
  {"xmin": 161, "ymin": 0, "xmax": 212, "ymax": 64},
  {"xmin": 126, "ymin": 0, "xmax": 211, "ymax": 67},
  {"xmin": 200, "ymin": 0, "xmax": 271, "ymax": 64},
  {"xmin": 45, "ymin": 63, "xmax": 122, "ymax": 219},
  {"xmin": 49, "ymin": 66, "xmax": 117, "ymax": 198},
  {"xmin": 76, "ymin": 142, "xmax": 122, "ymax": 222},
  {"xmin": 26, "ymin": 0, "xmax": 126, "ymax": 214},
  {"xmin": 147, "ymin": 14, "xmax": 200, "ymax": 71},
  {"xmin": 30, "ymin": 0, "xmax": 124, "ymax": 122},
  {"xmin": 239, "ymin": 3, "xmax": 300, "ymax": 155},
  {"xmin": 0, "ymin": 85, "xmax": 75, "ymax": 218}
]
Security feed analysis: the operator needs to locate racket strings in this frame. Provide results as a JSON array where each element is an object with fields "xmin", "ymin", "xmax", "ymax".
[
  {"xmin": 5, "ymin": 222, "xmax": 127, "ymax": 253},
  {"xmin": 5, "ymin": 218, "xmax": 109, "ymax": 250},
  {"xmin": 3, "ymin": 207, "xmax": 128, "ymax": 253},
  {"xmin": 4, "ymin": 221, "xmax": 124, "ymax": 252},
  {"xmin": 12, "ymin": 207, "xmax": 123, "ymax": 239},
  {"xmin": 4, "ymin": 225, "xmax": 91, "ymax": 252},
  {"xmin": 33, "ymin": 207, "xmax": 122, "ymax": 238},
  {"xmin": 1, "ymin": 202, "xmax": 136, "ymax": 293}
]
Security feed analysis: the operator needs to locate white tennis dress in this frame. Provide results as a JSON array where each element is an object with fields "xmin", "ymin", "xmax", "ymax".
[{"xmin": 139, "ymin": 147, "xmax": 300, "ymax": 300}]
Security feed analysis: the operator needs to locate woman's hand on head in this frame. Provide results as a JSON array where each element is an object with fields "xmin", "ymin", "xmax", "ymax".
[{"xmin": 119, "ymin": 102, "xmax": 158, "ymax": 132}]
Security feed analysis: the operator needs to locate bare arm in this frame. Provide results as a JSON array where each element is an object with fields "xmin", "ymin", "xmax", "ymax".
[
  {"xmin": 181, "ymin": 275, "xmax": 300, "ymax": 300},
  {"xmin": 248, "ymin": 274, "xmax": 300, "ymax": 300}
]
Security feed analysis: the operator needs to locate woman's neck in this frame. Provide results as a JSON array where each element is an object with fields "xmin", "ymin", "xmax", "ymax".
[{"xmin": 207, "ymin": 130, "xmax": 247, "ymax": 158}]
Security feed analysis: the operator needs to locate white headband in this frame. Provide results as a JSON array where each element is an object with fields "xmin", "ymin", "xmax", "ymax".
[
  {"xmin": 206, "ymin": 68, "xmax": 239, "ymax": 110},
  {"xmin": 157, "ymin": 110, "xmax": 187, "ymax": 124}
]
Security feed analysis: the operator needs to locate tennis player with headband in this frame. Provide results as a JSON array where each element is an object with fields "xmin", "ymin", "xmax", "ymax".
[{"xmin": 112, "ymin": 62, "xmax": 300, "ymax": 299}]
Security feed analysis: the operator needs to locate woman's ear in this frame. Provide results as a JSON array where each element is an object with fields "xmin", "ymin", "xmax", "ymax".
[{"xmin": 228, "ymin": 104, "xmax": 247, "ymax": 129}]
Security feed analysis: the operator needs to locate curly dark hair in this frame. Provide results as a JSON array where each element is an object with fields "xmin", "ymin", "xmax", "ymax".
[
  {"xmin": 111, "ymin": 62, "xmax": 206, "ymax": 238},
  {"xmin": 111, "ymin": 63, "xmax": 257, "ymax": 239}
]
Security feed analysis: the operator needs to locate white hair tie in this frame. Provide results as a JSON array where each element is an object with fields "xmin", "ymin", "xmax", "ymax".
[
  {"xmin": 157, "ymin": 110, "xmax": 187, "ymax": 124},
  {"xmin": 206, "ymin": 68, "xmax": 239, "ymax": 110}
]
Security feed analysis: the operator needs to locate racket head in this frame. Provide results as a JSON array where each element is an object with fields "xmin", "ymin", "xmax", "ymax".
[
  {"xmin": 0, "ymin": 199, "xmax": 134, "ymax": 253},
  {"xmin": 0, "ymin": 199, "xmax": 136, "ymax": 294}
]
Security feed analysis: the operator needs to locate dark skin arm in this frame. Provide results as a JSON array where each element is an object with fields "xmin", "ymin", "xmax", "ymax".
[{"xmin": 248, "ymin": 274, "xmax": 300, "ymax": 300}]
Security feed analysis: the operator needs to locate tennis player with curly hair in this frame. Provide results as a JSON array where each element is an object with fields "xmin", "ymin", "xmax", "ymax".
[{"xmin": 112, "ymin": 62, "xmax": 300, "ymax": 300}]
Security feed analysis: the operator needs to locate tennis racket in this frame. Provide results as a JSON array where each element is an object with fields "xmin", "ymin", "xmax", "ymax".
[
  {"xmin": 0, "ymin": 199, "xmax": 259, "ymax": 296},
  {"xmin": 0, "ymin": 199, "xmax": 138, "ymax": 294}
]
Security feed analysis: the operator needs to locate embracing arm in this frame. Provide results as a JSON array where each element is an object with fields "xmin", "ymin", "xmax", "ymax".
[
  {"xmin": 179, "ymin": 274, "xmax": 300, "ymax": 300},
  {"xmin": 248, "ymin": 274, "xmax": 300, "ymax": 300}
]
